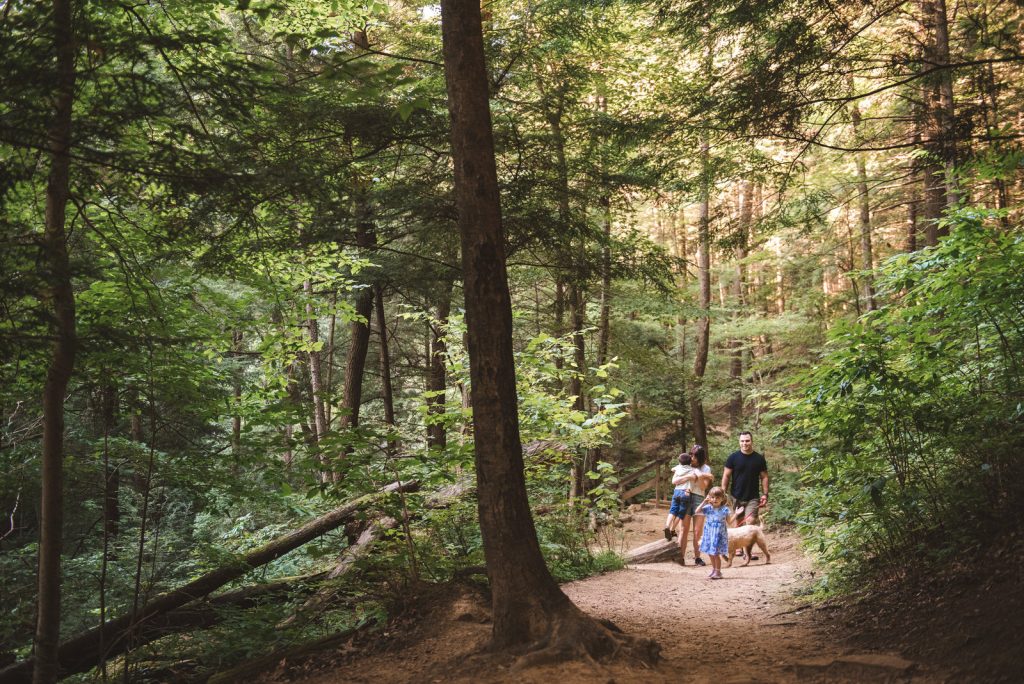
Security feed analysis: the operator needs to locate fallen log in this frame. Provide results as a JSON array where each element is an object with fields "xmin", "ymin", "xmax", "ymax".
[
  {"xmin": 278, "ymin": 516, "xmax": 399, "ymax": 629},
  {"xmin": 624, "ymin": 538, "xmax": 680, "ymax": 565},
  {"xmin": 0, "ymin": 481, "xmax": 419, "ymax": 683},
  {"xmin": 62, "ymin": 571, "xmax": 328, "ymax": 678}
]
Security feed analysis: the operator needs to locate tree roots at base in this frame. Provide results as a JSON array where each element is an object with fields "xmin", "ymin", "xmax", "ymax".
[{"xmin": 509, "ymin": 606, "xmax": 660, "ymax": 672}]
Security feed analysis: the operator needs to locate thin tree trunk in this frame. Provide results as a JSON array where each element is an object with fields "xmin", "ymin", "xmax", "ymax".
[
  {"xmin": 324, "ymin": 292, "xmax": 338, "ymax": 426},
  {"xmin": 100, "ymin": 383, "xmax": 119, "ymax": 540},
  {"xmin": 303, "ymin": 282, "xmax": 328, "ymax": 443},
  {"xmin": 231, "ymin": 330, "xmax": 243, "ymax": 456},
  {"xmin": 336, "ymin": 221, "xmax": 376, "ymax": 477},
  {"xmin": 553, "ymin": 278, "xmax": 565, "ymax": 371},
  {"xmin": 908, "ymin": 129, "xmax": 921, "ymax": 252},
  {"xmin": 845, "ymin": 210, "xmax": 863, "ymax": 317},
  {"xmin": 728, "ymin": 181, "xmax": 751, "ymax": 428},
  {"xmin": 547, "ymin": 97, "xmax": 589, "ymax": 497},
  {"xmin": 427, "ymin": 280, "xmax": 452, "ymax": 451},
  {"xmin": 596, "ymin": 196, "xmax": 612, "ymax": 368},
  {"xmin": 674, "ymin": 206, "xmax": 689, "ymax": 448},
  {"xmin": 568, "ymin": 278, "xmax": 587, "ymax": 498},
  {"xmin": 98, "ymin": 381, "xmax": 116, "ymax": 681},
  {"xmin": 374, "ymin": 284, "xmax": 396, "ymax": 455},
  {"xmin": 34, "ymin": 1, "xmax": 77, "ymax": 680},
  {"xmin": 124, "ymin": 380, "xmax": 158, "ymax": 684},
  {"xmin": 918, "ymin": 0, "xmax": 951, "ymax": 243},
  {"xmin": 849, "ymin": 94, "xmax": 876, "ymax": 310},
  {"xmin": 690, "ymin": 133, "xmax": 711, "ymax": 452},
  {"xmin": 932, "ymin": 0, "xmax": 959, "ymax": 208}
]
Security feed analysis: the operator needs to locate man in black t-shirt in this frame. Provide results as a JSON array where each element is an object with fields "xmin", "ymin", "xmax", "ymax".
[{"xmin": 721, "ymin": 431, "xmax": 769, "ymax": 526}]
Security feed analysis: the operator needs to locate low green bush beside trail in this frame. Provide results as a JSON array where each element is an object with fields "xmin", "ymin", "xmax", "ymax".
[{"xmin": 778, "ymin": 210, "xmax": 1024, "ymax": 590}]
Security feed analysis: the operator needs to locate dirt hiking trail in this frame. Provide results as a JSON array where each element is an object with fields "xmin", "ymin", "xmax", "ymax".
[{"xmin": 264, "ymin": 505, "xmax": 940, "ymax": 684}]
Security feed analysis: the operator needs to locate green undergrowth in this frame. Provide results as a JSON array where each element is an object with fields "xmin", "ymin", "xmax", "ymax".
[{"xmin": 774, "ymin": 210, "xmax": 1024, "ymax": 596}]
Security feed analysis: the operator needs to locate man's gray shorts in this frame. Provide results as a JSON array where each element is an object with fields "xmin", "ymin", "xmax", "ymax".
[{"xmin": 729, "ymin": 496, "xmax": 760, "ymax": 524}]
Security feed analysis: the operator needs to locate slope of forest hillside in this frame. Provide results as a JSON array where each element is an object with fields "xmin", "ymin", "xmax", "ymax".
[{"xmin": 1, "ymin": 0, "xmax": 1021, "ymax": 681}]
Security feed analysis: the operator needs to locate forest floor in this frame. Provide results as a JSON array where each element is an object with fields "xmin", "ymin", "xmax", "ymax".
[{"xmin": 250, "ymin": 505, "xmax": 964, "ymax": 684}]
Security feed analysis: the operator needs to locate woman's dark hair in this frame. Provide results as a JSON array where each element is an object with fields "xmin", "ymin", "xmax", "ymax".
[{"xmin": 689, "ymin": 444, "xmax": 707, "ymax": 466}]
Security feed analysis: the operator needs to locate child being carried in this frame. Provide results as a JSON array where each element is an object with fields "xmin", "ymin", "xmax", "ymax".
[{"xmin": 663, "ymin": 453, "xmax": 695, "ymax": 541}]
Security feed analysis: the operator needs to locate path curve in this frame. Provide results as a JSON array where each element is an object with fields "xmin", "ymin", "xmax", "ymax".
[
  {"xmin": 275, "ymin": 505, "xmax": 938, "ymax": 683},
  {"xmin": 559, "ymin": 505, "xmax": 935, "ymax": 683}
]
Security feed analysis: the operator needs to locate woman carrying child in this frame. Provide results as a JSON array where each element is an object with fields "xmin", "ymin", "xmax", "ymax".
[
  {"xmin": 696, "ymin": 486, "xmax": 731, "ymax": 579},
  {"xmin": 678, "ymin": 445, "xmax": 713, "ymax": 566}
]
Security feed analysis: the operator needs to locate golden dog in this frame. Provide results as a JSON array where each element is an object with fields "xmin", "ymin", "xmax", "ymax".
[{"xmin": 725, "ymin": 509, "xmax": 771, "ymax": 567}]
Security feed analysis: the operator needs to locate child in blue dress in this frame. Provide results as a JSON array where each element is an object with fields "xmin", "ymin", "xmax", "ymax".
[{"xmin": 696, "ymin": 486, "xmax": 731, "ymax": 579}]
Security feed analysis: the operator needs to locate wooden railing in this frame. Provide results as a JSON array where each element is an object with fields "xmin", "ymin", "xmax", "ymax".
[{"xmin": 617, "ymin": 456, "xmax": 672, "ymax": 506}]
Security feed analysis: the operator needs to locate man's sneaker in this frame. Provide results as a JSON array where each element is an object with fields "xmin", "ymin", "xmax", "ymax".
[
  {"xmin": 663, "ymin": 528, "xmax": 672, "ymax": 542},
  {"xmin": 694, "ymin": 556, "xmax": 706, "ymax": 566}
]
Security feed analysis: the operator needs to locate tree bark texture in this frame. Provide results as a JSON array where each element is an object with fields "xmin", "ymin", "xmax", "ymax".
[
  {"xmin": 440, "ymin": 0, "xmax": 583, "ymax": 647},
  {"xmin": 34, "ymin": 1, "xmax": 77, "ymax": 681}
]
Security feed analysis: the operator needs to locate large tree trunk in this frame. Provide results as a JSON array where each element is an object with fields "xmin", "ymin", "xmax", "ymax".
[
  {"xmin": 34, "ymin": 2, "xmax": 77, "ymax": 682},
  {"xmin": 439, "ymin": 0, "xmax": 657, "ymax": 664},
  {"xmin": 0, "ymin": 482, "xmax": 419, "ymax": 683},
  {"xmin": 426, "ymin": 279, "xmax": 453, "ymax": 451}
]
